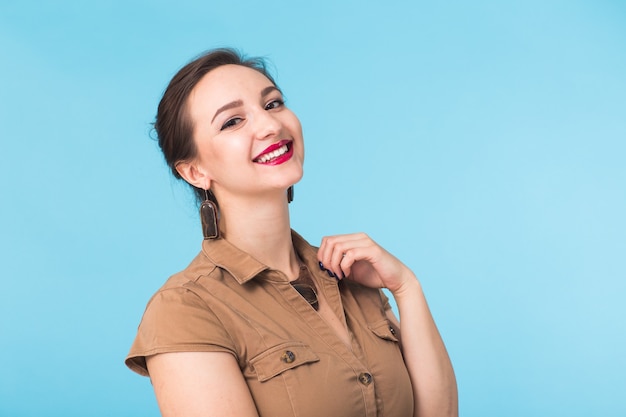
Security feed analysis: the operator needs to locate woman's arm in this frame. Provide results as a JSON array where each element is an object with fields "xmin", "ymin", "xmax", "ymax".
[
  {"xmin": 146, "ymin": 351, "xmax": 259, "ymax": 417},
  {"xmin": 318, "ymin": 233, "xmax": 458, "ymax": 417},
  {"xmin": 386, "ymin": 278, "xmax": 458, "ymax": 417}
]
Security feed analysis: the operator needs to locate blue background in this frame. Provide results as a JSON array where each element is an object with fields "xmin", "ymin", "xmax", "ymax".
[{"xmin": 1, "ymin": 1, "xmax": 624, "ymax": 416}]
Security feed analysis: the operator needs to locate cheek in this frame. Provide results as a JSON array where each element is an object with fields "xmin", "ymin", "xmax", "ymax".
[
  {"xmin": 285, "ymin": 111, "xmax": 303, "ymax": 138},
  {"xmin": 200, "ymin": 135, "xmax": 253, "ymax": 172},
  {"xmin": 194, "ymin": 138, "xmax": 225, "ymax": 176},
  {"xmin": 285, "ymin": 113, "xmax": 304, "ymax": 159},
  {"xmin": 195, "ymin": 138, "xmax": 215, "ymax": 163}
]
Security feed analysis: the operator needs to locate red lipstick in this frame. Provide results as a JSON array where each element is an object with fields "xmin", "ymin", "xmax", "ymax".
[{"xmin": 253, "ymin": 140, "xmax": 294, "ymax": 165}]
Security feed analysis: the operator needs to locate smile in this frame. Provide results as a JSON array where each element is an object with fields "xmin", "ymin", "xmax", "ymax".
[{"xmin": 253, "ymin": 140, "xmax": 294, "ymax": 165}]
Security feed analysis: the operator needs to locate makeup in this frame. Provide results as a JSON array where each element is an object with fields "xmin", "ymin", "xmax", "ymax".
[{"xmin": 253, "ymin": 139, "xmax": 293, "ymax": 165}]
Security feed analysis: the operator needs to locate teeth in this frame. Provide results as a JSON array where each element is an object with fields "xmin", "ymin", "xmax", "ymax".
[{"xmin": 256, "ymin": 144, "xmax": 288, "ymax": 163}]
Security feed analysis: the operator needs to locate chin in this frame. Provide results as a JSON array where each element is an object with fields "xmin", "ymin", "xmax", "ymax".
[{"xmin": 290, "ymin": 168, "xmax": 304, "ymax": 185}]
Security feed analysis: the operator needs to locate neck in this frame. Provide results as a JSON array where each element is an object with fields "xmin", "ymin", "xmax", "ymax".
[{"xmin": 215, "ymin": 192, "xmax": 300, "ymax": 280}]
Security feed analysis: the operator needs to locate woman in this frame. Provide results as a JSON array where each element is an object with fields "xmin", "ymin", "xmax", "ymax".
[{"xmin": 126, "ymin": 48, "xmax": 457, "ymax": 417}]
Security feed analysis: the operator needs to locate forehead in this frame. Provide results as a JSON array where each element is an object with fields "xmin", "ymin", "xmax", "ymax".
[{"xmin": 189, "ymin": 64, "xmax": 274, "ymax": 110}]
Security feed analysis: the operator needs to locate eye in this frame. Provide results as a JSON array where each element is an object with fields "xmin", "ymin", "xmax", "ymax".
[
  {"xmin": 265, "ymin": 99, "xmax": 284, "ymax": 110},
  {"xmin": 221, "ymin": 117, "xmax": 243, "ymax": 131}
]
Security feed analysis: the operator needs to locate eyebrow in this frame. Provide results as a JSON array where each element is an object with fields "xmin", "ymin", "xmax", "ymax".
[
  {"xmin": 211, "ymin": 86, "xmax": 282, "ymax": 124},
  {"xmin": 261, "ymin": 85, "xmax": 281, "ymax": 97},
  {"xmin": 211, "ymin": 99, "xmax": 243, "ymax": 123}
]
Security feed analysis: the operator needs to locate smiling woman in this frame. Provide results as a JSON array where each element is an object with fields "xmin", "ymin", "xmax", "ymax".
[
  {"xmin": 125, "ymin": 48, "xmax": 458, "ymax": 417},
  {"xmin": 176, "ymin": 63, "xmax": 304, "ymax": 209}
]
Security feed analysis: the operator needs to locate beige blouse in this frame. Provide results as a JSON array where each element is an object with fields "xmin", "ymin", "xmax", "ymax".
[{"xmin": 126, "ymin": 231, "xmax": 413, "ymax": 417}]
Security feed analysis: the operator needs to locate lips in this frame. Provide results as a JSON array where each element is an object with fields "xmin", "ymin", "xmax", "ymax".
[{"xmin": 253, "ymin": 140, "xmax": 294, "ymax": 165}]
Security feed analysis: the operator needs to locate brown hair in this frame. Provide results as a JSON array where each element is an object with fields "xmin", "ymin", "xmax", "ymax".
[{"xmin": 154, "ymin": 48, "xmax": 278, "ymax": 203}]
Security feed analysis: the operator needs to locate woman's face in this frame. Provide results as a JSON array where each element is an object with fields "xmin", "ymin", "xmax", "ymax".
[{"xmin": 186, "ymin": 64, "xmax": 304, "ymax": 202}]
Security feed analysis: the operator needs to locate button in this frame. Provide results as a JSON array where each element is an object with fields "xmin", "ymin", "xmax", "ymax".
[
  {"xmin": 358, "ymin": 372, "xmax": 373, "ymax": 385},
  {"xmin": 389, "ymin": 326, "xmax": 396, "ymax": 335},
  {"xmin": 281, "ymin": 350, "xmax": 296, "ymax": 363}
]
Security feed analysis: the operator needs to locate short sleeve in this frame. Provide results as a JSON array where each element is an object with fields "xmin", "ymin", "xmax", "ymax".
[
  {"xmin": 379, "ymin": 289, "xmax": 392, "ymax": 312},
  {"xmin": 379, "ymin": 289, "xmax": 402, "ymax": 341},
  {"xmin": 125, "ymin": 286, "xmax": 236, "ymax": 376}
]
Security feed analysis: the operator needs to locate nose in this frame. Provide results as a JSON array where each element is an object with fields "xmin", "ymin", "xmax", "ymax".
[{"xmin": 252, "ymin": 108, "xmax": 282, "ymax": 141}]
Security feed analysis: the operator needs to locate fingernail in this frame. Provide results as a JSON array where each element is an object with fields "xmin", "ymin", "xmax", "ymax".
[
  {"xmin": 326, "ymin": 269, "xmax": 335, "ymax": 278},
  {"xmin": 318, "ymin": 261, "xmax": 325, "ymax": 271}
]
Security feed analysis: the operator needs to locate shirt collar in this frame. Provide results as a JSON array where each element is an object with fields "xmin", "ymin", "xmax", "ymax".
[{"xmin": 201, "ymin": 230, "xmax": 318, "ymax": 284}]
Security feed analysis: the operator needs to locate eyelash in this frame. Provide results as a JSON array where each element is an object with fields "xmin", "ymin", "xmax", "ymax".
[
  {"xmin": 220, "ymin": 98, "xmax": 285, "ymax": 131},
  {"xmin": 265, "ymin": 98, "xmax": 284, "ymax": 110},
  {"xmin": 221, "ymin": 117, "xmax": 242, "ymax": 130}
]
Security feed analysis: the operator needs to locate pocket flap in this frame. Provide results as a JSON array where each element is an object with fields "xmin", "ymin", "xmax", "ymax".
[
  {"xmin": 249, "ymin": 342, "xmax": 320, "ymax": 382},
  {"xmin": 368, "ymin": 319, "xmax": 399, "ymax": 342}
]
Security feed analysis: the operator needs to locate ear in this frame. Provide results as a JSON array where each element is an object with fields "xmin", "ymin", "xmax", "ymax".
[{"xmin": 175, "ymin": 160, "xmax": 212, "ymax": 190}]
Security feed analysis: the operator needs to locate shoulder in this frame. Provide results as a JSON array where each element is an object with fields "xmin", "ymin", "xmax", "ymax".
[
  {"xmin": 158, "ymin": 250, "xmax": 219, "ymax": 290},
  {"xmin": 140, "ymin": 249, "xmax": 230, "ymax": 326},
  {"xmin": 126, "ymin": 253, "xmax": 237, "ymax": 376}
]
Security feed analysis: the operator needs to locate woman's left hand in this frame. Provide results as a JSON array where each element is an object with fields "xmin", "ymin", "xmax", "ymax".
[
  {"xmin": 317, "ymin": 233, "xmax": 416, "ymax": 294},
  {"xmin": 319, "ymin": 233, "xmax": 458, "ymax": 417}
]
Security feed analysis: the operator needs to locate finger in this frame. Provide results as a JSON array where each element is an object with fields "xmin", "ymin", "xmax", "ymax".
[
  {"xmin": 331, "ymin": 240, "xmax": 372, "ymax": 278},
  {"xmin": 338, "ymin": 246, "xmax": 387, "ymax": 287},
  {"xmin": 317, "ymin": 233, "xmax": 368, "ymax": 269},
  {"xmin": 332, "ymin": 241, "xmax": 381, "ymax": 280},
  {"xmin": 318, "ymin": 233, "xmax": 366, "ymax": 260},
  {"xmin": 319, "ymin": 234, "xmax": 372, "ymax": 277},
  {"xmin": 338, "ymin": 250, "xmax": 354, "ymax": 279}
]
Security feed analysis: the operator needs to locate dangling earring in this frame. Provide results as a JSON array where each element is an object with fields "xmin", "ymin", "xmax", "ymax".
[
  {"xmin": 200, "ymin": 189, "xmax": 219, "ymax": 239},
  {"xmin": 287, "ymin": 186, "xmax": 294, "ymax": 203}
]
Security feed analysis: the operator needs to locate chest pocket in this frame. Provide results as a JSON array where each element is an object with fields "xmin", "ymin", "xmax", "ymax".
[
  {"xmin": 249, "ymin": 342, "xmax": 320, "ymax": 382},
  {"xmin": 368, "ymin": 319, "xmax": 400, "ymax": 343}
]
